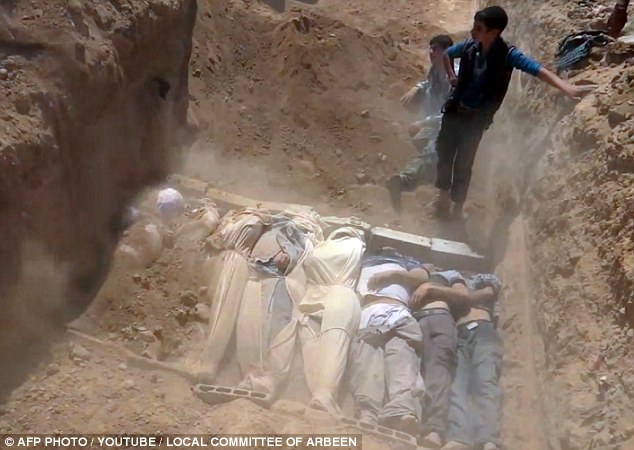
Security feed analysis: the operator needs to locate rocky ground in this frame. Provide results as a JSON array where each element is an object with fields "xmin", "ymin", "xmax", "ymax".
[{"xmin": 0, "ymin": 0, "xmax": 633, "ymax": 449}]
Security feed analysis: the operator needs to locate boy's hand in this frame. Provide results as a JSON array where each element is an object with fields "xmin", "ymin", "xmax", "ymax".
[
  {"xmin": 448, "ymin": 74, "xmax": 458, "ymax": 87},
  {"xmin": 564, "ymin": 83, "xmax": 597, "ymax": 100},
  {"xmin": 539, "ymin": 68, "xmax": 597, "ymax": 100},
  {"xmin": 410, "ymin": 283, "xmax": 434, "ymax": 309},
  {"xmin": 400, "ymin": 87, "xmax": 420, "ymax": 106},
  {"xmin": 367, "ymin": 271, "xmax": 398, "ymax": 291}
]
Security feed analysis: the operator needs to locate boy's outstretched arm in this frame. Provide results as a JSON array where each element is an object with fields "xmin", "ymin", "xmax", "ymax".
[
  {"xmin": 537, "ymin": 67, "xmax": 596, "ymax": 99},
  {"xmin": 509, "ymin": 48, "xmax": 596, "ymax": 99}
]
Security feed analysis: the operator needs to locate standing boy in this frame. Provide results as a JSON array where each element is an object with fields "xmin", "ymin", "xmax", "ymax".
[{"xmin": 434, "ymin": 6, "xmax": 594, "ymax": 220}]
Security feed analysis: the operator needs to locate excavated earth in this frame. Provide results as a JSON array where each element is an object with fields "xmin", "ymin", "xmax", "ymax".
[{"xmin": 0, "ymin": 1, "xmax": 633, "ymax": 450}]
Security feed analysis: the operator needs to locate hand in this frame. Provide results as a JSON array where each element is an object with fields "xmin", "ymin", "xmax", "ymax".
[
  {"xmin": 273, "ymin": 252, "xmax": 290, "ymax": 272},
  {"xmin": 448, "ymin": 74, "xmax": 458, "ymax": 87},
  {"xmin": 367, "ymin": 272, "xmax": 397, "ymax": 291},
  {"xmin": 410, "ymin": 283, "xmax": 434, "ymax": 309},
  {"xmin": 564, "ymin": 82, "xmax": 596, "ymax": 100},
  {"xmin": 400, "ymin": 87, "xmax": 420, "ymax": 107}
]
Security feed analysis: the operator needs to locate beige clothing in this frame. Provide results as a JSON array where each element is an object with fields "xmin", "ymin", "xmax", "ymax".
[
  {"xmin": 197, "ymin": 250, "xmax": 250, "ymax": 377},
  {"xmin": 240, "ymin": 227, "xmax": 365, "ymax": 416},
  {"xmin": 205, "ymin": 208, "xmax": 271, "ymax": 256},
  {"xmin": 195, "ymin": 210, "xmax": 269, "ymax": 378},
  {"xmin": 199, "ymin": 208, "xmax": 323, "ymax": 382}
]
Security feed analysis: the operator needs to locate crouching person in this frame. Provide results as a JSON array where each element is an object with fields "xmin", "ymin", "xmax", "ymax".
[
  {"xmin": 346, "ymin": 248, "xmax": 431, "ymax": 436},
  {"xmin": 415, "ymin": 272, "xmax": 504, "ymax": 450},
  {"xmin": 387, "ymin": 34, "xmax": 455, "ymax": 213}
]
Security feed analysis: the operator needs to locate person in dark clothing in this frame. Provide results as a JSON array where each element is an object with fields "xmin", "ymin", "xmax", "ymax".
[
  {"xmin": 413, "ymin": 272, "xmax": 504, "ymax": 450},
  {"xmin": 434, "ymin": 6, "xmax": 595, "ymax": 220},
  {"xmin": 410, "ymin": 270, "xmax": 468, "ymax": 448}
]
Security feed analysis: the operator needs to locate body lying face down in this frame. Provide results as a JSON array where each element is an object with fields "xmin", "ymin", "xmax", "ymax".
[{"xmin": 350, "ymin": 247, "xmax": 502, "ymax": 445}]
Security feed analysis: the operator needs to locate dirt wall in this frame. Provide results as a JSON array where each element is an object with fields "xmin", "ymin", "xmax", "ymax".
[
  {"xmin": 0, "ymin": 0, "xmax": 196, "ymax": 398},
  {"xmin": 481, "ymin": 1, "xmax": 634, "ymax": 448}
]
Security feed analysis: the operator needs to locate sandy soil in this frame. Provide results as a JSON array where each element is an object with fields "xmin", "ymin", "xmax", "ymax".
[{"xmin": 0, "ymin": 0, "xmax": 633, "ymax": 449}]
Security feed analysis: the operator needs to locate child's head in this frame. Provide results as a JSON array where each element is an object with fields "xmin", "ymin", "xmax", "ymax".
[
  {"xmin": 429, "ymin": 34, "xmax": 453, "ymax": 65},
  {"xmin": 472, "ymin": 6, "xmax": 508, "ymax": 45}
]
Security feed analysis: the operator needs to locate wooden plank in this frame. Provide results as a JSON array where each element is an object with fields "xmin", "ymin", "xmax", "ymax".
[
  {"xmin": 164, "ymin": 176, "xmax": 486, "ymax": 271},
  {"xmin": 166, "ymin": 174, "xmax": 208, "ymax": 198},
  {"xmin": 204, "ymin": 186, "xmax": 313, "ymax": 215},
  {"xmin": 67, "ymin": 329, "xmax": 195, "ymax": 382},
  {"xmin": 429, "ymin": 237, "xmax": 486, "ymax": 272},
  {"xmin": 369, "ymin": 226, "xmax": 433, "ymax": 263},
  {"xmin": 369, "ymin": 227, "xmax": 486, "ymax": 272}
]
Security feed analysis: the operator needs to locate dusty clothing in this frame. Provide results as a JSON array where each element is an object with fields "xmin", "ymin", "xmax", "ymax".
[
  {"xmin": 198, "ymin": 249, "xmax": 251, "ymax": 378},
  {"xmin": 297, "ymin": 227, "xmax": 365, "ymax": 415},
  {"xmin": 205, "ymin": 208, "xmax": 271, "ymax": 256},
  {"xmin": 413, "ymin": 270, "xmax": 464, "ymax": 437},
  {"xmin": 348, "ymin": 250, "xmax": 425, "ymax": 424},
  {"xmin": 357, "ymin": 263, "xmax": 411, "ymax": 307},
  {"xmin": 454, "ymin": 273, "xmax": 503, "ymax": 324},
  {"xmin": 415, "ymin": 64, "xmax": 455, "ymax": 118},
  {"xmin": 235, "ymin": 212, "xmax": 323, "ymax": 379},
  {"xmin": 417, "ymin": 309, "xmax": 458, "ymax": 437},
  {"xmin": 447, "ymin": 321, "xmax": 503, "ymax": 447},
  {"xmin": 394, "ymin": 61, "xmax": 456, "ymax": 190},
  {"xmin": 235, "ymin": 276, "xmax": 294, "ymax": 376},
  {"xmin": 250, "ymin": 212, "xmax": 324, "ymax": 277},
  {"xmin": 396, "ymin": 115, "xmax": 443, "ymax": 190},
  {"xmin": 348, "ymin": 314, "xmax": 423, "ymax": 423},
  {"xmin": 447, "ymin": 273, "xmax": 504, "ymax": 447},
  {"xmin": 197, "ymin": 210, "xmax": 270, "ymax": 378},
  {"xmin": 241, "ymin": 227, "xmax": 365, "ymax": 414},
  {"xmin": 198, "ymin": 209, "xmax": 322, "ymax": 381}
]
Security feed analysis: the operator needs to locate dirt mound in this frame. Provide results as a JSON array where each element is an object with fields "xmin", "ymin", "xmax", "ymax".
[
  {"xmin": 186, "ymin": 0, "xmax": 424, "ymax": 204},
  {"xmin": 184, "ymin": 0, "xmax": 482, "ymax": 241}
]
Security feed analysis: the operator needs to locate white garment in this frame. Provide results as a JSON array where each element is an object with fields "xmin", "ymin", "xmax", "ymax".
[
  {"xmin": 359, "ymin": 303, "xmax": 411, "ymax": 330},
  {"xmin": 156, "ymin": 188, "xmax": 184, "ymax": 220},
  {"xmin": 197, "ymin": 250, "xmax": 250, "ymax": 377},
  {"xmin": 206, "ymin": 208, "xmax": 271, "ymax": 257},
  {"xmin": 357, "ymin": 262, "xmax": 410, "ymax": 306},
  {"xmin": 297, "ymin": 227, "xmax": 365, "ymax": 415},
  {"xmin": 240, "ymin": 227, "xmax": 365, "ymax": 417}
]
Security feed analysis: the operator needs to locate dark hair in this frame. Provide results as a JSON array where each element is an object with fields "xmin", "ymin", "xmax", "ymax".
[
  {"xmin": 474, "ymin": 6, "xmax": 508, "ymax": 31},
  {"xmin": 429, "ymin": 34, "xmax": 454, "ymax": 50}
]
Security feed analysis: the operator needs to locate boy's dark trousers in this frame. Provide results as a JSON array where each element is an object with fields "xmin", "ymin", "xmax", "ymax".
[
  {"xmin": 446, "ymin": 321, "xmax": 503, "ymax": 447},
  {"xmin": 435, "ymin": 109, "xmax": 492, "ymax": 203}
]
